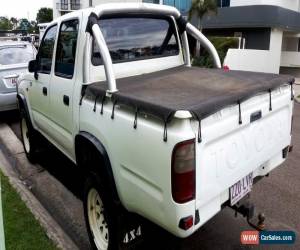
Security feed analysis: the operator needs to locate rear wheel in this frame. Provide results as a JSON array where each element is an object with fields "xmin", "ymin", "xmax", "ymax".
[
  {"xmin": 20, "ymin": 109, "xmax": 38, "ymax": 163},
  {"xmin": 84, "ymin": 175, "xmax": 118, "ymax": 250}
]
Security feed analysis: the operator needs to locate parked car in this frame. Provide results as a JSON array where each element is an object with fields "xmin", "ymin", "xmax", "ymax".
[
  {"xmin": 0, "ymin": 41, "xmax": 36, "ymax": 111},
  {"xmin": 17, "ymin": 3, "xmax": 294, "ymax": 250}
]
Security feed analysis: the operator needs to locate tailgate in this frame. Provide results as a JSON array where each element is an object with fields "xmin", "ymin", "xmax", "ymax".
[{"xmin": 194, "ymin": 85, "xmax": 293, "ymax": 210}]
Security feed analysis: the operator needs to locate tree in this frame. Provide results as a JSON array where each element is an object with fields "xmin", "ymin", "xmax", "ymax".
[
  {"xmin": 36, "ymin": 8, "xmax": 53, "ymax": 24},
  {"xmin": 10, "ymin": 17, "xmax": 18, "ymax": 29},
  {"xmin": 188, "ymin": 0, "xmax": 218, "ymax": 57},
  {"xmin": 17, "ymin": 18, "xmax": 31, "ymax": 31},
  {"xmin": 29, "ymin": 21, "xmax": 38, "ymax": 33},
  {"xmin": 0, "ymin": 16, "xmax": 13, "ymax": 30}
]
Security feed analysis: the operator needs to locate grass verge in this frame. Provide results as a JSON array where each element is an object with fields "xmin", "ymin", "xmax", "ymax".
[{"xmin": 0, "ymin": 171, "xmax": 58, "ymax": 250}]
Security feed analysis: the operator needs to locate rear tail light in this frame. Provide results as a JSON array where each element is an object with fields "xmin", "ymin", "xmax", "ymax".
[{"xmin": 172, "ymin": 139, "xmax": 195, "ymax": 203}]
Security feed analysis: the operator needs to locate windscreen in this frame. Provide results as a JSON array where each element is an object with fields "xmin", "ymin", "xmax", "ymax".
[
  {"xmin": 0, "ymin": 45, "xmax": 35, "ymax": 65},
  {"xmin": 92, "ymin": 16, "xmax": 180, "ymax": 65}
]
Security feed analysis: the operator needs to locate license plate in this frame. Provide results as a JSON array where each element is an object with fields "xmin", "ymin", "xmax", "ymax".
[
  {"xmin": 230, "ymin": 173, "xmax": 253, "ymax": 206},
  {"xmin": 4, "ymin": 77, "xmax": 18, "ymax": 87},
  {"xmin": 9, "ymin": 77, "xmax": 18, "ymax": 86}
]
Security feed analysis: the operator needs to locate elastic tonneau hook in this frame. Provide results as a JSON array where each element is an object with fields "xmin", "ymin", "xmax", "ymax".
[
  {"xmin": 111, "ymin": 100, "xmax": 117, "ymax": 119},
  {"xmin": 163, "ymin": 121, "xmax": 168, "ymax": 142},
  {"xmin": 198, "ymin": 119, "xmax": 202, "ymax": 143},
  {"xmin": 269, "ymin": 89, "xmax": 272, "ymax": 111},
  {"xmin": 79, "ymin": 95, "xmax": 84, "ymax": 106},
  {"xmin": 133, "ymin": 107, "xmax": 138, "ymax": 129},
  {"xmin": 100, "ymin": 95, "xmax": 106, "ymax": 115},
  {"xmin": 93, "ymin": 95, "xmax": 100, "ymax": 112},
  {"xmin": 291, "ymin": 82, "xmax": 294, "ymax": 101},
  {"xmin": 238, "ymin": 101, "xmax": 242, "ymax": 125}
]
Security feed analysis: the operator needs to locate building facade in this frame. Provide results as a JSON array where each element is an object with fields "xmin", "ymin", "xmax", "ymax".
[
  {"xmin": 202, "ymin": 0, "xmax": 300, "ymax": 74},
  {"xmin": 53, "ymin": 0, "xmax": 145, "ymax": 18},
  {"xmin": 53, "ymin": 0, "xmax": 300, "ymax": 75}
]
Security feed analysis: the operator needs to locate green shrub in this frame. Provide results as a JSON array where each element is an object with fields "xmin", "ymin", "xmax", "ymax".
[{"xmin": 192, "ymin": 36, "xmax": 239, "ymax": 68}]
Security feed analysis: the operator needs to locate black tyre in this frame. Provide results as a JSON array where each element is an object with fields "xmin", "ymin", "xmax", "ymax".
[
  {"xmin": 83, "ymin": 174, "xmax": 119, "ymax": 250},
  {"xmin": 20, "ymin": 109, "xmax": 38, "ymax": 163}
]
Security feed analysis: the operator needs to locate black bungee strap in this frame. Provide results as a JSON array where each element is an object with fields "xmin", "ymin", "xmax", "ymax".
[
  {"xmin": 191, "ymin": 112, "xmax": 202, "ymax": 143},
  {"xmin": 133, "ymin": 107, "xmax": 138, "ymax": 129},
  {"xmin": 111, "ymin": 100, "xmax": 117, "ymax": 119},
  {"xmin": 163, "ymin": 121, "xmax": 168, "ymax": 142},
  {"xmin": 269, "ymin": 89, "xmax": 272, "ymax": 111},
  {"xmin": 197, "ymin": 119, "xmax": 202, "ymax": 143},
  {"xmin": 100, "ymin": 94, "xmax": 106, "ymax": 115},
  {"xmin": 79, "ymin": 86, "xmax": 87, "ymax": 106},
  {"xmin": 93, "ymin": 95, "xmax": 100, "ymax": 112},
  {"xmin": 291, "ymin": 82, "xmax": 294, "ymax": 101},
  {"xmin": 238, "ymin": 100, "xmax": 242, "ymax": 125}
]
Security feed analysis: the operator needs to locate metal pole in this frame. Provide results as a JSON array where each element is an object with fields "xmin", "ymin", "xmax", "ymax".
[
  {"xmin": 91, "ymin": 24, "xmax": 118, "ymax": 93},
  {"xmin": 182, "ymin": 31, "xmax": 191, "ymax": 67},
  {"xmin": 0, "ymin": 177, "xmax": 6, "ymax": 250}
]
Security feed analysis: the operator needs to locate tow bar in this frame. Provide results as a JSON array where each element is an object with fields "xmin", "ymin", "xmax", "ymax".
[{"xmin": 231, "ymin": 201, "xmax": 266, "ymax": 231}]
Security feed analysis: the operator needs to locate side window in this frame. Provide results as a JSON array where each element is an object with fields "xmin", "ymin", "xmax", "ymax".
[
  {"xmin": 55, "ymin": 19, "xmax": 79, "ymax": 79},
  {"xmin": 37, "ymin": 25, "xmax": 57, "ymax": 74}
]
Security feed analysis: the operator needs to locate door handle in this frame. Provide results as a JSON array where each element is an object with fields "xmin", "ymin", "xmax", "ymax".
[
  {"xmin": 42, "ymin": 87, "xmax": 47, "ymax": 96},
  {"xmin": 63, "ymin": 95, "xmax": 69, "ymax": 106}
]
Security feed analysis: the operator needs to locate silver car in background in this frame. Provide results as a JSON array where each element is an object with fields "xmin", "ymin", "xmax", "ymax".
[{"xmin": 0, "ymin": 41, "xmax": 36, "ymax": 111}]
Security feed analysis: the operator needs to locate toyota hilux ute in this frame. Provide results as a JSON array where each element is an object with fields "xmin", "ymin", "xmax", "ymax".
[{"xmin": 17, "ymin": 3, "xmax": 294, "ymax": 250}]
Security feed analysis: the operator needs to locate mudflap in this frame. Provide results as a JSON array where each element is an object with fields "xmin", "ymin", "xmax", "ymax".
[{"xmin": 118, "ymin": 211, "xmax": 145, "ymax": 250}]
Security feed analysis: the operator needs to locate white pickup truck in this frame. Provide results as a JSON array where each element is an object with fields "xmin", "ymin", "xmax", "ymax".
[{"xmin": 17, "ymin": 3, "xmax": 294, "ymax": 250}]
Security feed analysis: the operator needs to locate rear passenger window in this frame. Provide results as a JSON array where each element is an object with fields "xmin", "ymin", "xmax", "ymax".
[
  {"xmin": 92, "ymin": 16, "xmax": 179, "ymax": 65},
  {"xmin": 37, "ymin": 25, "xmax": 57, "ymax": 74},
  {"xmin": 55, "ymin": 19, "xmax": 79, "ymax": 79}
]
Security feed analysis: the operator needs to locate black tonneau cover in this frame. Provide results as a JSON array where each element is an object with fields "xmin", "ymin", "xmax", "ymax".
[{"xmin": 84, "ymin": 66, "xmax": 294, "ymax": 140}]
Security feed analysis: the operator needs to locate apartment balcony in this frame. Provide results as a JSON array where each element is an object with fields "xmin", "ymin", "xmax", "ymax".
[{"xmin": 56, "ymin": 1, "xmax": 81, "ymax": 11}]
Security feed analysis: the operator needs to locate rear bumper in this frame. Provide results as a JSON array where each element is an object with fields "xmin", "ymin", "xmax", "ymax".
[{"xmin": 0, "ymin": 91, "xmax": 17, "ymax": 111}]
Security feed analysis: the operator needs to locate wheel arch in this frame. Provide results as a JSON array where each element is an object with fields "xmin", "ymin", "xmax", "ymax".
[
  {"xmin": 17, "ymin": 93, "xmax": 34, "ymax": 128},
  {"xmin": 75, "ymin": 131, "xmax": 120, "ymax": 205}
]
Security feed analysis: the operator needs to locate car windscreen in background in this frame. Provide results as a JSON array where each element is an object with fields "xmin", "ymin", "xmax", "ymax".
[
  {"xmin": 0, "ymin": 45, "xmax": 35, "ymax": 65},
  {"xmin": 92, "ymin": 16, "xmax": 180, "ymax": 65}
]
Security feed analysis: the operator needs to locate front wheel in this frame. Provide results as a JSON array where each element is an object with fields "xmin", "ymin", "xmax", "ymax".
[
  {"xmin": 83, "ymin": 175, "xmax": 118, "ymax": 250},
  {"xmin": 20, "ymin": 110, "xmax": 38, "ymax": 163}
]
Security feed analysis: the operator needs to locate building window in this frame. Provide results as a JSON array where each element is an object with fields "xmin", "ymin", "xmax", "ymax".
[
  {"xmin": 70, "ymin": 0, "xmax": 80, "ymax": 10},
  {"xmin": 217, "ymin": 0, "xmax": 230, "ymax": 7},
  {"xmin": 58, "ymin": 0, "xmax": 68, "ymax": 10},
  {"xmin": 143, "ymin": 0, "xmax": 160, "ymax": 3},
  {"xmin": 163, "ymin": 0, "xmax": 192, "ymax": 13}
]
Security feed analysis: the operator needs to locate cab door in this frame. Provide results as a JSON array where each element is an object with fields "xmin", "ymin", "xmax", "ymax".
[
  {"xmin": 29, "ymin": 24, "xmax": 58, "ymax": 133},
  {"xmin": 48, "ymin": 19, "xmax": 80, "ymax": 155}
]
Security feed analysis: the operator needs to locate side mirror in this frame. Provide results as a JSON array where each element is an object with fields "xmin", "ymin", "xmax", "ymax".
[{"xmin": 28, "ymin": 60, "xmax": 36, "ymax": 73}]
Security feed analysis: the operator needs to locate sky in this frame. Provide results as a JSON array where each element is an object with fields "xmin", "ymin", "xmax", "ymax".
[{"xmin": 0, "ymin": 0, "xmax": 53, "ymax": 21}]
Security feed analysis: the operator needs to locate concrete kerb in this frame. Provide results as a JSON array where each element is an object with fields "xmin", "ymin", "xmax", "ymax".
[{"xmin": 0, "ymin": 123, "xmax": 79, "ymax": 250}]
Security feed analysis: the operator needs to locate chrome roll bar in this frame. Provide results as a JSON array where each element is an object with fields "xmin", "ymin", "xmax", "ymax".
[
  {"xmin": 92, "ymin": 24, "xmax": 117, "ymax": 93},
  {"xmin": 84, "ymin": 3, "xmax": 221, "ymax": 93}
]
